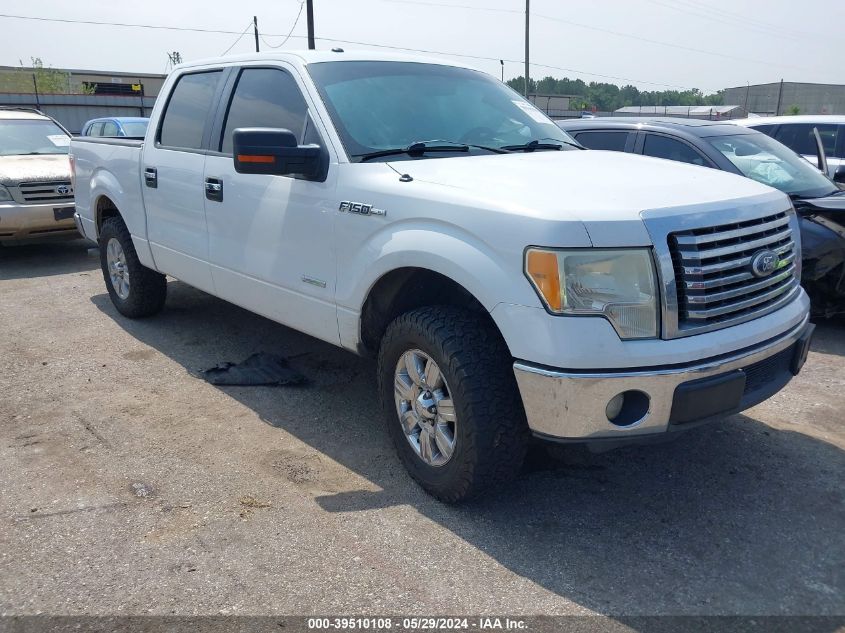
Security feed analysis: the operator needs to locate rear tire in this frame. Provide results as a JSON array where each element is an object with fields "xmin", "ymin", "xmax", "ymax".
[
  {"xmin": 99, "ymin": 216, "xmax": 166, "ymax": 318},
  {"xmin": 378, "ymin": 306, "xmax": 528, "ymax": 502}
]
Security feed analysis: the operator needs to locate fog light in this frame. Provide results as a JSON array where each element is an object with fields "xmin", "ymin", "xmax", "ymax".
[
  {"xmin": 606, "ymin": 390, "xmax": 650, "ymax": 427},
  {"xmin": 606, "ymin": 393, "xmax": 625, "ymax": 420}
]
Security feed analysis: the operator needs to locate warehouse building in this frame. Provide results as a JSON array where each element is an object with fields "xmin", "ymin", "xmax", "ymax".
[
  {"xmin": 0, "ymin": 65, "xmax": 166, "ymax": 133},
  {"xmin": 723, "ymin": 82, "xmax": 845, "ymax": 116}
]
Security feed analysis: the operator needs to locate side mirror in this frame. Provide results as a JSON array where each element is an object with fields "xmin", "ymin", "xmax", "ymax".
[{"xmin": 232, "ymin": 128, "xmax": 324, "ymax": 179}]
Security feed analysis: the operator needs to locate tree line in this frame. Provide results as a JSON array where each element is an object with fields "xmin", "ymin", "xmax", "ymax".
[{"xmin": 507, "ymin": 76, "xmax": 725, "ymax": 112}]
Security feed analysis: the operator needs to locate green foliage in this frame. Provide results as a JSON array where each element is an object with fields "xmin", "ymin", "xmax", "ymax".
[
  {"xmin": 0, "ymin": 58, "xmax": 93, "ymax": 94},
  {"xmin": 786, "ymin": 104, "xmax": 801, "ymax": 115},
  {"xmin": 506, "ymin": 75, "xmax": 725, "ymax": 112}
]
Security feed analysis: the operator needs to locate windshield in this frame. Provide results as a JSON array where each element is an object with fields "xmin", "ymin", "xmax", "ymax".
[
  {"xmin": 0, "ymin": 119, "xmax": 70, "ymax": 156},
  {"xmin": 707, "ymin": 132, "xmax": 837, "ymax": 199},
  {"xmin": 307, "ymin": 61, "xmax": 577, "ymax": 161},
  {"xmin": 121, "ymin": 121, "xmax": 148, "ymax": 137}
]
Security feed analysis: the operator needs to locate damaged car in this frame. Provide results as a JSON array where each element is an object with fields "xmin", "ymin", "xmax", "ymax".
[{"xmin": 557, "ymin": 117, "xmax": 845, "ymax": 317}]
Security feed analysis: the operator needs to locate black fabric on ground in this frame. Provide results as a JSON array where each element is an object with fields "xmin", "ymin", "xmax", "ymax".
[{"xmin": 201, "ymin": 352, "xmax": 306, "ymax": 386}]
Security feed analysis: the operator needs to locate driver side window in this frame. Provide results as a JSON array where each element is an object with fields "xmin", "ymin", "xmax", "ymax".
[{"xmin": 220, "ymin": 67, "xmax": 311, "ymax": 155}]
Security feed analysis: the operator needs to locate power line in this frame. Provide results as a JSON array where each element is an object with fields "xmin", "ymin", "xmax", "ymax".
[
  {"xmin": 664, "ymin": 0, "xmax": 812, "ymax": 39},
  {"xmin": 382, "ymin": 0, "xmax": 815, "ymax": 73},
  {"xmin": 642, "ymin": 0, "xmax": 804, "ymax": 41},
  {"xmin": 260, "ymin": 1, "xmax": 305, "ymax": 49},
  {"xmin": 0, "ymin": 12, "xmax": 715, "ymax": 91},
  {"xmin": 220, "ymin": 21, "xmax": 254, "ymax": 55}
]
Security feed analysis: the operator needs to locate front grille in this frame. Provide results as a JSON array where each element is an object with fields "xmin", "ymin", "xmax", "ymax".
[
  {"xmin": 17, "ymin": 181, "xmax": 74, "ymax": 203},
  {"xmin": 669, "ymin": 211, "xmax": 799, "ymax": 332}
]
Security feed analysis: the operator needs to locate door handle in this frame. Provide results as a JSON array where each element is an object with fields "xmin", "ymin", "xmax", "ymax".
[
  {"xmin": 144, "ymin": 167, "xmax": 157, "ymax": 188},
  {"xmin": 205, "ymin": 177, "xmax": 223, "ymax": 202}
]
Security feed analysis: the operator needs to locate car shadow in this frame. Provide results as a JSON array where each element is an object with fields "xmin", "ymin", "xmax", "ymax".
[
  {"xmin": 0, "ymin": 239, "xmax": 98, "ymax": 280},
  {"xmin": 91, "ymin": 280, "xmax": 845, "ymax": 618},
  {"xmin": 811, "ymin": 318, "xmax": 845, "ymax": 357}
]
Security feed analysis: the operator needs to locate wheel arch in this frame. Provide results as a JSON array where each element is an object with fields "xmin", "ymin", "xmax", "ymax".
[{"xmin": 358, "ymin": 266, "xmax": 509, "ymax": 358}]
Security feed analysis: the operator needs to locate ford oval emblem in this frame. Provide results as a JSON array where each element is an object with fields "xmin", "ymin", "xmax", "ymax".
[
  {"xmin": 56, "ymin": 184, "xmax": 72, "ymax": 196},
  {"xmin": 750, "ymin": 249, "xmax": 779, "ymax": 278}
]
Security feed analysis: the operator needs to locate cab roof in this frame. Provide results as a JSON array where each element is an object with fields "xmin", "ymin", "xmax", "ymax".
[{"xmin": 175, "ymin": 49, "xmax": 479, "ymax": 72}]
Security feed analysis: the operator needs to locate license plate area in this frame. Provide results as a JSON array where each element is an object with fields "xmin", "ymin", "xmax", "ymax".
[{"xmin": 53, "ymin": 206, "xmax": 75, "ymax": 221}]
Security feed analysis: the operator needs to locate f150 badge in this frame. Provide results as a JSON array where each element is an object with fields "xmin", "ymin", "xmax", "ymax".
[{"xmin": 339, "ymin": 201, "xmax": 386, "ymax": 216}]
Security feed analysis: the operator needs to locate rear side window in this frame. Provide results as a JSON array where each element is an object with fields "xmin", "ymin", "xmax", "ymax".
[
  {"xmin": 573, "ymin": 130, "xmax": 629, "ymax": 152},
  {"xmin": 642, "ymin": 134, "xmax": 708, "ymax": 166},
  {"xmin": 101, "ymin": 121, "xmax": 119, "ymax": 136},
  {"xmin": 774, "ymin": 123, "xmax": 840, "ymax": 158},
  {"xmin": 220, "ymin": 68, "xmax": 309, "ymax": 154},
  {"xmin": 159, "ymin": 71, "xmax": 223, "ymax": 150},
  {"xmin": 88, "ymin": 122, "xmax": 104, "ymax": 136}
]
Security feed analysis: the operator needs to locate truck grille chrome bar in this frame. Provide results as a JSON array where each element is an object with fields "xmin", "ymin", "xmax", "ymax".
[{"xmin": 668, "ymin": 210, "xmax": 800, "ymax": 334}]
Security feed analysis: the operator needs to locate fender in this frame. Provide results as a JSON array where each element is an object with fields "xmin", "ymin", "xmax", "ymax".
[{"xmin": 335, "ymin": 219, "xmax": 544, "ymax": 351}]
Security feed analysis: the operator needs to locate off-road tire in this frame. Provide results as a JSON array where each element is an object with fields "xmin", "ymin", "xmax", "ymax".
[
  {"xmin": 378, "ymin": 306, "xmax": 529, "ymax": 502},
  {"xmin": 99, "ymin": 216, "xmax": 167, "ymax": 318}
]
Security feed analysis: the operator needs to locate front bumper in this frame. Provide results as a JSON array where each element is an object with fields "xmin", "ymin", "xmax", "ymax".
[
  {"xmin": 0, "ymin": 201, "xmax": 78, "ymax": 241},
  {"xmin": 513, "ymin": 315, "xmax": 814, "ymax": 442}
]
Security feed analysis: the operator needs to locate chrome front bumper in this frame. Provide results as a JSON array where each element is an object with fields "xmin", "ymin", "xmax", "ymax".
[
  {"xmin": 0, "ymin": 201, "xmax": 78, "ymax": 241},
  {"xmin": 513, "ymin": 314, "xmax": 813, "ymax": 442}
]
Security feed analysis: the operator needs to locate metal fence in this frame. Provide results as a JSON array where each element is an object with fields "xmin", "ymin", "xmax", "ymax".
[{"xmin": 0, "ymin": 92, "xmax": 156, "ymax": 133}]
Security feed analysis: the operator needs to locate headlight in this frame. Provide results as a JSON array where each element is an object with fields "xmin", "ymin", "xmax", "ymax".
[
  {"xmin": 0, "ymin": 185, "xmax": 12, "ymax": 202},
  {"xmin": 525, "ymin": 247, "xmax": 659, "ymax": 339}
]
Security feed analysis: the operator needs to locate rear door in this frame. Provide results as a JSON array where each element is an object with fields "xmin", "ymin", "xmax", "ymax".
[
  {"xmin": 141, "ymin": 69, "xmax": 225, "ymax": 293},
  {"xmin": 202, "ymin": 64, "xmax": 339, "ymax": 344}
]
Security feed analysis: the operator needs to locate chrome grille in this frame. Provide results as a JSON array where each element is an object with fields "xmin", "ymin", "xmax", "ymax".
[
  {"xmin": 669, "ymin": 211, "xmax": 799, "ymax": 332},
  {"xmin": 17, "ymin": 181, "xmax": 74, "ymax": 203}
]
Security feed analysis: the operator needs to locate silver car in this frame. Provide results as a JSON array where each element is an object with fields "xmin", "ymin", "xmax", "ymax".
[{"xmin": 0, "ymin": 107, "xmax": 77, "ymax": 242}]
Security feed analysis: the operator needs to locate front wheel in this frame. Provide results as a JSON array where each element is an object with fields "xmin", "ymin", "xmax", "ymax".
[
  {"xmin": 99, "ymin": 216, "xmax": 167, "ymax": 318},
  {"xmin": 377, "ymin": 306, "xmax": 528, "ymax": 502}
]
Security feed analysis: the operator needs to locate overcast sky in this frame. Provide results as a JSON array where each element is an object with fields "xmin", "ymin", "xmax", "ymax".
[{"xmin": 0, "ymin": 0, "xmax": 840, "ymax": 93}]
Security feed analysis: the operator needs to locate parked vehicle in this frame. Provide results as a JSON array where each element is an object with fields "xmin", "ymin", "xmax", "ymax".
[
  {"xmin": 71, "ymin": 52, "xmax": 813, "ymax": 502},
  {"xmin": 0, "ymin": 107, "xmax": 77, "ymax": 242},
  {"xmin": 81, "ymin": 117, "xmax": 149, "ymax": 138},
  {"xmin": 734, "ymin": 115, "xmax": 845, "ymax": 184},
  {"xmin": 557, "ymin": 117, "xmax": 845, "ymax": 317}
]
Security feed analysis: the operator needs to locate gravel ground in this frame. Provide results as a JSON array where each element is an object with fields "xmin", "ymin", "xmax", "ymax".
[{"xmin": 0, "ymin": 239, "xmax": 843, "ymax": 617}]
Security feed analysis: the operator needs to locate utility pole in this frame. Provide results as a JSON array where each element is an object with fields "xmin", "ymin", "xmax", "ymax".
[
  {"xmin": 524, "ymin": 0, "xmax": 530, "ymax": 97},
  {"xmin": 775, "ymin": 78, "xmax": 784, "ymax": 116},
  {"xmin": 500, "ymin": 59, "xmax": 504, "ymax": 82},
  {"xmin": 306, "ymin": 0, "xmax": 315, "ymax": 50},
  {"xmin": 253, "ymin": 16, "xmax": 260, "ymax": 52}
]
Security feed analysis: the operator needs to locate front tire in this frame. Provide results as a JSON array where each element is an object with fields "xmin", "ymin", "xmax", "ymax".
[
  {"xmin": 99, "ymin": 216, "xmax": 166, "ymax": 318},
  {"xmin": 378, "ymin": 306, "xmax": 528, "ymax": 502}
]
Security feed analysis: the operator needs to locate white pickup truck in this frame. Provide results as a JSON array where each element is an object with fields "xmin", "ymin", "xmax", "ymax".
[{"xmin": 71, "ymin": 51, "xmax": 814, "ymax": 501}]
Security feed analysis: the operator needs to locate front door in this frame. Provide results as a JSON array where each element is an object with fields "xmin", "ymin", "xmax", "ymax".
[{"xmin": 202, "ymin": 65, "xmax": 339, "ymax": 344}]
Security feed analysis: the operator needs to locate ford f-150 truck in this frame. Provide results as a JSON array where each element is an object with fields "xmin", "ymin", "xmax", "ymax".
[{"xmin": 70, "ymin": 51, "xmax": 814, "ymax": 502}]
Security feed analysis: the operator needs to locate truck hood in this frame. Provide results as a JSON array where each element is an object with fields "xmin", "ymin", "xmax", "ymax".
[
  {"xmin": 386, "ymin": 149, "xmax": 781, "ymax": 221},
  {"xmin": 0, "ymin": 154, "xmax": 71, "ymax": 186}
]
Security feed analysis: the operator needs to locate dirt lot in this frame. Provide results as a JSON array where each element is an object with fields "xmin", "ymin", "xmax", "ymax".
[{"xmin": 0, "ymin": 239, "xmax": 843, "ymax": 617}]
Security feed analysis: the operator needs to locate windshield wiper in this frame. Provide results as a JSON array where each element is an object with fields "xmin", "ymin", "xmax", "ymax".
[
  {"xmin": 500, "ymin": 137, "xmax": 584, "ymax": 152},
  {"xmin": 356, "ymin": 140, "xmax": 508, "ymax": 162}
]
